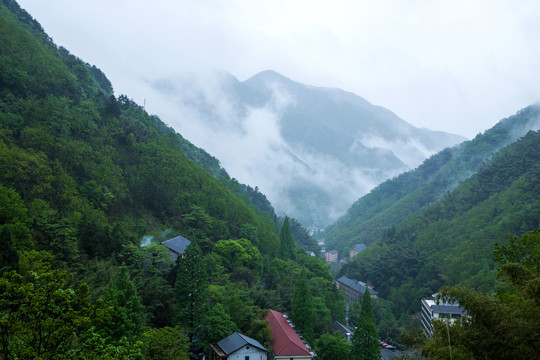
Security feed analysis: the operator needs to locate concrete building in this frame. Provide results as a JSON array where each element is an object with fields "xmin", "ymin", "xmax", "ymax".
[
  {"xmin": 336, "ymin": 276, "xmax": 378, "ymax": 301},
  {"xmin": 421, "ymin": 297, "xmax": 466, "ymax": 337},
  {"xmin": 325, "ymin": 250, "xmax": 338, "ymax": 263}
]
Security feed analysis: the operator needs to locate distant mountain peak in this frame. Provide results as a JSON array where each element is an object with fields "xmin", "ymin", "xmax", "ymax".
[{"xmin": 150, "ymin": 70, "xmax": 465, "ymax": 228}]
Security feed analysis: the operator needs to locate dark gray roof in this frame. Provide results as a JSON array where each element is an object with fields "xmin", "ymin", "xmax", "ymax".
[
  {"xmin": 330, "ymin": 320, "xmax": 354, "ymax": 336},
  {"xmin": 161, "ymin": 235, "xmax": 191, "ymax": 255},
  {"xmin": 217, "ymin": 332, "xmax": 268, "ymax": 355},
  {"xmin": 337, "ymin": 276, "xmax": 377, "ymax": 295},
  {"xmin": 433, "ymin": 305, "xmax": 466, "ymax": 315},
  {"xmin": 353, "ymin": 244, "xmax": 366, "ymax": 252}
]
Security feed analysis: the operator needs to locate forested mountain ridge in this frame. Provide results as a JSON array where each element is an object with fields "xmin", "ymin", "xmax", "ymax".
[
  {"xmin": 0, "ymin": 1, "xmax": 341, "ymax": 358},
  {"xmin": 340, "ymin": 129, "xmax": 540, "ymax": 318},
  {"xmin": 150, "ymin": 69, "xmax": 465, "ymax": 228},
  {"xmin": 324, "ymin": 104, "xmax": 540, "ymax": 254}
]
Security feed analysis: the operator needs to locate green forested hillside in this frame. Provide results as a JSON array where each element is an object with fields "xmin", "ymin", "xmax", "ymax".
[
  {"xmin": 340, "ymin": 130, "xmax": 540, "ymax": 317},
  {"xmin": 324, "ymin": 105, "xmax": 540, "ymax": 255},
  {"xmin": 0, "ymin": 1, "xmax": 340, "ymax": 358}
]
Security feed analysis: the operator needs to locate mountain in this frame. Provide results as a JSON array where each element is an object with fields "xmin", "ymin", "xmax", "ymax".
[
  {"xmin": 324, "ymin": 104, "xmax": 540, "ymax": 255},
  {"xmin": 339, "ymin": 127, "xmax": 540, "ymax": 317},
  {"xmin": 149, "ymin": 70, "xmax": 465, "ymax": 228},
  {"xmin": 1, "ymin": 3, "xmax": 346, "ymax": 358}
]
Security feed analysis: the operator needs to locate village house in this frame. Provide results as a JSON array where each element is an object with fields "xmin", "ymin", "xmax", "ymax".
[
  {"xmin": 266, "ymin": 309, "xmax": 316, "ymax": 359},
  {"xmin": 336, "ymin": 276, "xmax": 378, "ymax": 302},
  {"xmin": 329, "ymin": 320, "xmax": 354, "ymax": 342},
  {"xmin": 210, "ymin": 332, "xmax": 269, "ymax": 360},
  {"xmin": 160, "ymin": 234, "xmax": 191, "ymax": 261},
  {"xmin": 349, "ymin": 243, "xmax": 366, "ymax": 259}
]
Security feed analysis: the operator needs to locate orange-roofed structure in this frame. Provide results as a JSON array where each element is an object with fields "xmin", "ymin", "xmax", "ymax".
[{"xmin": 266, "ymin": 309, "xmax": 316, "ymax": 359}]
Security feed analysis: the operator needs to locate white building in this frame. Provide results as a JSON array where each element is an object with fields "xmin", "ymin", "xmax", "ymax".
[
  {"xmin": 421, "ymin": 297, "xmax": 466, "ymax": 337},
  {"xmin": 210, "ymin": 332, "xmax": 268, "ymax": 360}
]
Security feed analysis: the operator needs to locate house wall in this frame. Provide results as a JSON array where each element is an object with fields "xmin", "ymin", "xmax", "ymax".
[{"xmin": 229, "ymin": 346, "xmax": 268, "ymax": 360}]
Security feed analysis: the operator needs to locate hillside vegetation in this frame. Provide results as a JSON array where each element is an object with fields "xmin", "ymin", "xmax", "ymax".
[
  {"xmin": 0, "ymin": 1, "xmax": 341, "ymax": 358},
  {"xmin": 340, "ymin": 129, "xmax": 540, "ymax": 317},
  {"xmin": 325, "ymin": 104, "xmax": 540, "ymax": 255}
]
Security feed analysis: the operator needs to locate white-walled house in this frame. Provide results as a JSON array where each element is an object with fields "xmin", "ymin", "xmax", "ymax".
[{"xmin": 210, "ymin": 332, "xmax": 268, "ymax": 360}]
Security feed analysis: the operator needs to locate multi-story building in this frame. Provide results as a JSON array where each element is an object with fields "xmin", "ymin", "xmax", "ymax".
[
  {"xmin": 325, "ymin": 250, "xmax": 338, "ymax": 263},
  {"xmin": 421, "ymin": 297, "xmax": 466, "ymax": 337},
  {"xmin": 336, "ymin": 276, "xmax": 378, "ymax": 302}
]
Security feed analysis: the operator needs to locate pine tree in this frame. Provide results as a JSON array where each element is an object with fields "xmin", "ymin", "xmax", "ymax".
[
  {"xmin": 278, "ymin": 216, "xmax": 295, "ymax": 260},
  {"xmin": 291, "ymin": 268, "xmax": 315, "ymax": 342},
  {"xmin": 350, "ymin": 290, "xmax": 380, "ymax": 360},
  {"xmin": 174, "ymin": 241, "xmax": 208, "ymax": 342},
  {"xmin": 102, "ymin": 264, "xmax": 146, "ymax": 341}
]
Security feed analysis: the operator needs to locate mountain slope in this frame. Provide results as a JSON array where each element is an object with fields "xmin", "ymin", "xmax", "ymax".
[
  {"xmin": 149, "ymin": 70, "xmax": 465, "ymax": 228},
  {"xmin": 0, "ymin": 0, "xmax": 279, "ymax": 259},
  {"xmin": 324, "ymin": 104, "xmax": 540, "ymax": 254},
  {"xmin": 339, "ymin": 129, "xmax": 540, "ymax": 316}
]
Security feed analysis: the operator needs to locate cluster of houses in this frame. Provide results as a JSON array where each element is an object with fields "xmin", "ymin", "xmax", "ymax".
[
  {"xmin": 209, "ymin": 309, "xmax": 318, "ymax": 360},
  {"xmin": 324, "ymin": 243, "xmax": 367, "ymax": 264},
  {"xmin": 158, "ymin": 235, "xmax": 465, "ymax": 356}
]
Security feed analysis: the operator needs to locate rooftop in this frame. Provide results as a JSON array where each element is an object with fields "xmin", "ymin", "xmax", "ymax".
[
  {"xmin": 161, "ymin": 235, "xmax": 191, "ymax": 255},
  {"xmin": 211, "ymin": 332, "xmax": 268, "ymax": 357},
  {"xmin": 266, "ymin": 309, "xmax": 314, "ymax": 357}
]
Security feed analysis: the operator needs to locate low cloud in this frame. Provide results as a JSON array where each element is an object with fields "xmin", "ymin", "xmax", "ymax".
[{"xmin": 141, "ymin": 72, "xmax": 422, "ymax": 227}]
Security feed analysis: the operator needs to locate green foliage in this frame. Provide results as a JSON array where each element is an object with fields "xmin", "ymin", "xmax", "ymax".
[
  {"xmin": 213, "ymin": 238, "xmax": 263, "ymax": 282},
  {"xmin": 197, "ymin": 303, "xmax": 238, "ymax": 351},
  {"xmin": 315, "ymin": 332, "xmax": 352, "ymax": 360},
  {"xmin": 278, "ymin": 216, "xmax": 295, "ymax": 260},
  {"xmin": 0, "ymin": 3, "xmax": 343, "ymax": 357},
  {"xmin": 340, "ymin": 130, "xmax": 540, "ymax": 318},
  {"xmin": 291, "ymin": 269, "xmax": 316, "ymax": 342},
  {"xmin": 100, "ymin": 264, "xmax": 146, "ymax": 342},
  {"xmin": 142, "ymin": 326, "xmax": 190, "ymax": 360},
  {"xmin": 0, "ymin": 257, "xmax": 142, "ymax": 360},
  {"xmin": 326, "ymin": 105, "xmax": 540, "ymax": 255},
  {"xmin": 420, "ymin": 229, "xmax": 540, "ymax": 359},
  {"xmin": 351, "ymin": 290, "xmax": 381, "ymax": 360},
  {"xmin": 174, "ymin": 242, "xmax": 208, "ymax": 341}
]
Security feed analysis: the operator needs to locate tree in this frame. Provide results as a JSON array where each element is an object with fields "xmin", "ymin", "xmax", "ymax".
[
  {"xmin": 316, "ymin": 333, "xmax": 351, "ymax": 360},
  {"xmin": 101, "ymin": 264, "xmax": 146, "ymax": 342},
  {"xmin": 278, "ymin": 216, "xmax": 295, "ymax": 260},
  {"xmin": 174, "ymin": 241, "xmax": 208, "ymax": 342},
  {"xmin": 421, "ymin": 229, "xmax": 540, "ymax": 359},
  {"xmin": 197, "ymin": 303, "xmax": 237, "ymax": 351},
  {"xmin": 291, "ymin": 268, "xmax": 316, "ymax": 342},
  {"xmin": 142, "ymin": 326, "xmax": 190, "ymax": 360},
  {"xmin": 0, "ymin": 261, "xmax": 141, "ymax": 359},
  {"xmin": 350, "ymin": 290, "xmax": 381, "ymax": 360}
]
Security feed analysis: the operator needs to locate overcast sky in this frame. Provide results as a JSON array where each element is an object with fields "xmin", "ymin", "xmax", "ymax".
[{"xmin": 17, "ymin": 0, "xmax": 540, "ymax": 138}]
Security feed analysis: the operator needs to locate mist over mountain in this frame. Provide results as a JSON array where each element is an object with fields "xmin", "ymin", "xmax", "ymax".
[{"xmin": 149, "ymin": 70, "xmax": 465, "ymax": 228}]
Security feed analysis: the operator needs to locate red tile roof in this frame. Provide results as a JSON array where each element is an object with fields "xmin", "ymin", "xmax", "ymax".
[{"xmin": 266, "ymin": 309, "xmax": 312, "ymax": 357}]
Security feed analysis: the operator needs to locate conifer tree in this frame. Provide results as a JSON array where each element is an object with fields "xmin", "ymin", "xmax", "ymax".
[
  {"xmin": 291, "ymin": 268, "xmax": 315, "ymax": 342},
  {"xmin": 102, "ymin": 264, "xmax": 146, "ymax": 341},
  {"xmin": 278, "ymin": 216, "xmax": 295, "ymax": 260},
  {"xmin": 350, "ymin": 290, "xmax": 380, "ymax": 360},
  {"xmin": 174, "ymin": 241, "xmax": 208, "ymax": 342}
]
